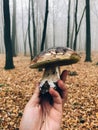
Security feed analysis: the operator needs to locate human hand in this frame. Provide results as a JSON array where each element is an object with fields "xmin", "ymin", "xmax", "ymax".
[{"xmin": 19, "ymin": 70, "xmax": 68, "ymax": 130}]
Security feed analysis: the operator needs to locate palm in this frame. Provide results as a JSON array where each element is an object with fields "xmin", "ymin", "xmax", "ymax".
[{"xmin": 40, "ymin": 94, "xmax": 62, "ymax": 130}]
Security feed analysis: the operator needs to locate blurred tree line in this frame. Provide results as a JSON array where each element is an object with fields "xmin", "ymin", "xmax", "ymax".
[{"xmin": 2, "ymin": 0, "xmax": 91, "ymax": 69}]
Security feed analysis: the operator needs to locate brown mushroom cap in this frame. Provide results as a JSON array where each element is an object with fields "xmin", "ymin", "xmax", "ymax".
[{"xmin": 30, "ymin": 47, "xmax": 80, "ymax": 69}]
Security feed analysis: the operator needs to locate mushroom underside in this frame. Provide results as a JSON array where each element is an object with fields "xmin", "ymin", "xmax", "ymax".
[{"xmin": 30, "ymin": 54, "xmax": 80, "ymax": 69}]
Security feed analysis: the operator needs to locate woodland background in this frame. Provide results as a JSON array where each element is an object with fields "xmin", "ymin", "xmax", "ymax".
[
  {"xmin": 0, "ymin": 0, "xmax": 98, "ymax": 67},
  {"xmin": 0, "ymin": 0, "xmax": 98, "ymax": 129}
]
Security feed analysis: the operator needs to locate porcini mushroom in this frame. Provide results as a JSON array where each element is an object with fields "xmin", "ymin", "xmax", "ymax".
[{"xmin": 30, "ymin": 47, "xmax": 80, "ymax": 95}]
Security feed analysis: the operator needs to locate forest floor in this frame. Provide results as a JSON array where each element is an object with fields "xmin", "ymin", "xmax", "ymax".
[{"xmin": 0, "ymin": 52, "xmax": 98, "ymax": 130}]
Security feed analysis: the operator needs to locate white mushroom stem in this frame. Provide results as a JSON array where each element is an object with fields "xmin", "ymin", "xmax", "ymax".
[{"xmin": 40, "ymin": 66, "xmax": 60, "ymax": 94}]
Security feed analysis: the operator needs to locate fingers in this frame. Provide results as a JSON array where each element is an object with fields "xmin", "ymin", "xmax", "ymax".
[
  {"xmin": 49, "ymin": 70, "xmax": 68, "ymax": 105},
  {"xmin": 60, "ymin": 70, "xmax": 68, "ymax": 100},
  {"xmin": 60, "ymin": 70, "xmax": 68, "ymax": 82},
  {"xmin": 49, "ymin": 88, "xmax": 62, "ymax": 103},
  {"xmin": 57, "ymin": 80, "xmax": 67, "ymax": 101}
]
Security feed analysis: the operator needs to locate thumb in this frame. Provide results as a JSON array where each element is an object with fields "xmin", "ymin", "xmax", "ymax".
[{"xmin": 60, "ymin": 70, "xmax": 68, "ymax": 82}]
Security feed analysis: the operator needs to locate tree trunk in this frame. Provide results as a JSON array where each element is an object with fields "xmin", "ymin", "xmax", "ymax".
[
  {"xmin": 70, "ymin": 20, "xmax": 74, "ymax": 49},
  {"xmin": 3, "ymin": 0, "xmax": 15, "ymax": 69},
  {"xmin": 53, "ymin": 0, "xmax": 55, "ymax": 47},
  {"xmin": 73, "ymin": 0, "xmax": 86, "ymax": 51},
  {"xmin": 31, "ymin": 0, "xmax": 37, "ymax": 57},
  {"xmin": 40, "ymin": 0, "xmax": 49, "ymax": 52},
  {"xmin": 12, "ymin": 0, "xmax": 17, "ymax": 56},
  {"xmin": 85, "ymin": 0, "xmax": 92, "ymax": 61},
  {"xmin": 73, "ymin": 0, "xmax": 78, "ymax": 51},
  {"xmin": 67, "ymin": 0, "xmax": 71, "ymax": 47},
  {"xmin": 28, "ymin": 0, "xmax": 33, "ymax": 60},
  {"xmin": 21, "ymin": 0, "xmax": 25, "ymax": 55}
]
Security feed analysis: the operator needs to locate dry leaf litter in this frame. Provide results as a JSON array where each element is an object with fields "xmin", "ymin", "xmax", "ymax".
[{"xmin": 0, "ymin": 53, "xmax": 98, "ymax": 130}]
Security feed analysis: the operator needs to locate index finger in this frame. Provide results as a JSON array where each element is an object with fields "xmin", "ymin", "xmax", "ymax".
[
  {"xmin": 60, "ymin": 70, "xmax": 68, "ymax": 82},
  {"xmin": 57, "ymin": 80, "xmax": 67, "ymax": 101}
]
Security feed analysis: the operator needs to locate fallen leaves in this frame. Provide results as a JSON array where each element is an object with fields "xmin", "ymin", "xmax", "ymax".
[
  {"xmin": 0, "ymin": 53, "xmax": 98, "ymax": 129},
  {"xmin": 0, "ymin": 55, "xmax": 42, "ymax": 129},
  {"xmin": 61, "ymin": 52, "xmax": 98, "ymax": 130}
]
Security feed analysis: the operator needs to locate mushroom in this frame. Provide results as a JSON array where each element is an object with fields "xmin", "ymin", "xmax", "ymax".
[{"xmin": 30, "ymin": 47, "xmax": 80, "ymax": 95}]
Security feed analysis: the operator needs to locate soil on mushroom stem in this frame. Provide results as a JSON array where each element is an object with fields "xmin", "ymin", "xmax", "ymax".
[{"xmin": 0, "ymin": 52, "xmax": 98, "ymax": 130}]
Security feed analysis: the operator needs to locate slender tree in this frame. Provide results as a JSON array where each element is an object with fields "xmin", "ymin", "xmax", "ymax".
[
  {"xmin": 73, "ymin": 0, "xmax": 86, "ymax": 51},
  {"xmin": 70, "ymin": 21, "xmax": 74, "ymax": 49},
  {"xmin": 85, "ymin": 0, "xmax": 92, "ymax": 61},
  {"xmin": 3, "ymin": 0, "xmax": 15, "ymax": 69},
  {"xmin": 28, "ymin": 0, "xmax": 33, "ymax": 60},
  {"xmin": 21, "ymin": 0, "xmax": 25, "ymax": 55},
  {"xmin": 53, "ymin": 0, "xmax": 55, "ymax": 47},
  {"xmin": 31, "ymin": 0, "xmax": 37, "ymax": 57},
  {"xmin": 73, "ymin": 0, "xmax": 78, "ymax": 50},
  {"xmin": 12, "ymin": 0, "xmax": 17, "ymax": 56},
  {"xmin": 67, "ymin": 0, "xmax": 71, "ymax": 47},
  {"xmin": 40, "ymin": 0, "xmax": 49, "ymax": 51}
]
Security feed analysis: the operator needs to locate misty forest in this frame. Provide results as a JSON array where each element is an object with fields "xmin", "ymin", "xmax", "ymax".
[{"xmin": 0, "ymin": 0, "xmax": 98, "ymax": 129}]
